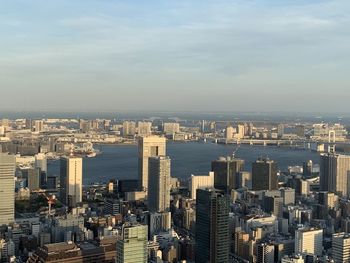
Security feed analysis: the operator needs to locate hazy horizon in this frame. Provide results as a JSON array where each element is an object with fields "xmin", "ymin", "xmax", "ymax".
[{"xmin": 1, "ymin": 0, "xmax": 350, "ymax": 113}]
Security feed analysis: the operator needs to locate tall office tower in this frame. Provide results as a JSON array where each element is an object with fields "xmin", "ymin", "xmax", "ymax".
[
  {"xmin": 22, "ymin": 168, "xmax": 40, "ymax": 191},
  {"xmin": 320, "ymin": 153, "xmax": 350, "ymax": 197},
  {"xmin": 252, "ymin": 158, "xmax": 278, "ymax": 191},
  {"xmin": 122, "ymin": 121, "xmax": 136, "ymax": 136},
  {"xmin": 33, "ymin": 120, "xmax": 44, "ymax": 132},
  {"xmin": 60, "ymin": 156, "xmax": 83, "ymax": 208},
  {"xmin": 0, "ymin": 153, "xmax": 15, "ymax": 226},
  {"xmin": 332, "ymin": 233, "xmax": 350, "ymax": 263},
  {"xmin": 303, "ymin": 160, "xmax": 313, "ymax": 177},
  {"xmin": 196, "ymin": 188, "xmax": 230, "ymax": 263},
  {"xmin": 116, "ymin": 225, "xmax": 147, "ymax": 263},
  {"xmin": 263, "ymin": 196, "xmax": 283, "ymax": 218},
  {"xmin": 225, "ymin": 126, "xmax": 234, "ymax": 141},
  {"xmin": 138, "ymin": 136, "xmax": 166, "ymax": 191},
  {"xmin": 211, "ymin": 156, "xmax": 244, "ymax": 193},
  {"xmin": 137, "ymin": 121, "xmax": 152, "ymax": 137},
  {"xmin": 35, "ymin": 153, "xmax": 47, "ymax": 173},
  {"xmin": 295, "ymin": 228, "xmax": 323, "ymax": 257},
  {"xmin": 277, "ymin": 124, "xmax": 284, "ymax": 138},
  {"xmin": 189, "ymin": 172, "xmax": 214, "ymax": 199},
  {"xmin": 257, "ymin": 243, "xmax": 275, "ymax": 263},
  {"xmin": 280, "ymin": 187, "xmax": 295, "ymax": 205},
  {"xmin": 163, "ymin": 122, "xmax": 180, "ymax": 134},
  {"xmin": 235, "ymin": 124, "xmax": 245, "ymax": 139},
  {"xmin": 148, "ymin": 156, "xmax": 171, "ymax": 212}
]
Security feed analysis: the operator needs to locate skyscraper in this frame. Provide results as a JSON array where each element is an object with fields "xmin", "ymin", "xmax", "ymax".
[
  {"xmin": 211, "ymin": 156, "xmax": 244, "ymax": 193},
  {"xmin": 137, "ymin": 121, "xmax": 152, "ymax": 137},
  {"xmin": 116, "ymin": 224, "xmax": 147, "ymax": 263},
  {"xmin": 320, "ymin": 153, "xmax": 350, "ymax": 197},
  {"xmin": 332, "ymin": 233, "xmax": 350, "ymax": 263},
  {"xmin": 0, "ymin": 153, "xmax": 15, "ymax": 226},
  {"xmin": 189, "ymin": 172, "xmax": 214, "ymax": 199},
  {"xmin": 60, "ymin": 156, "xmax": 83, "ymax": 208},
  {"xmin": 252, "ymin": 158, "xmax": 278, "ymax": 191},
  {"xmin": 138, "ymin": 136, "xmax": 166, "ymax": 191},
  {"xmin": 122, "ymin": 121, "xmax": 136, "ymax": 136},
  {"xmin": 295, "ymin": 228, "xmax": 323, "ymax": 257},
  {"xmin": 148, "ymin": 156, "xmax": 171, "ymax": 212},
  {"xmin": 196, "ymin": 188, "xmax": 230, "ymax": 263}
]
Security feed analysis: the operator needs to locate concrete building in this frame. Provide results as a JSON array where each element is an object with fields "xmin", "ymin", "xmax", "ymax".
[
  {"xmin": 211, "ymin": 156, "xmax": 244, "ymax": 193},
  {"xmin": 33, "ymin": 120, "xmax": 44, "ymax": 132},
  {"xmin": 149, "ymin": 212, "xmax": 171, "ymax": 237},
  {"xmin": 163, "ymin": 122, "xmax": 180, "ymax": 134},
  {"xmin": 0, "ymin": 153, "xmax": 15, "ymax": 226},
  {"xmin": 104, "ymin": 199, "xmax": 122, "ymax": 215},
  {"xmin": 320, "ymin": 153, "xmax": 350, "ymax": 197},
  {"xmin": 281, "ymin": 188, "xmax": 295, "ymax": 206},
  {"xmin": 196, "ymin": 188, "xmax": 230, "ymax": 263},
  {"xmin": 257, "ymin": 243, "xmax": 275, "ymax": 263},
  {"xmin": 225, "ymin": 126, "xmax": 234, "ymax": 141},
  {"xmin": 138, "ymin": 121, "xmax": 152, "ymax": 137},
  {"xmin": 22, "ymin": 168, "xmax": 40, "ymax": 191},
  {"xmin": 252, "ymin": 158, "xmax": 278, "ymax": 191},
  {"xmin": 332, "ymin": 232, "xmax": 350, "ymax": 263},
  {"xmin": 27, "ymin": 237, "xmax": 117, "ymax": 263},
  {"xmin": 60, "ymin": 156, "xmax": 83, "ymax": 208},
  {"xmin": 116, "ymin": 225, "xmax": 147, "ymax": 263},
  {"xmin": 35, "ymin": 153, "xmax": 47, "ymax": 173},
  {"xmin": 122, "ymin": 121, "xmax": 136, "ymax": 136},
  {"xmin": 138, "ymin": 136, "xmax": 166, "ymax": 191},
  {"xmin": 189, "ymin": 172, "xmax": 214, "ymax": 199},
  {"xmin": 295, "ymin": 228, "xmax": 323, "ymax": 257},
  {"xmin": 148, "ymin": 156, "xmax": 171, "ymax": 212}
]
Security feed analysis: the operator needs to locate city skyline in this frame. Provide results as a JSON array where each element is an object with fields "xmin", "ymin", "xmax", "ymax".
[{"xmin": 1, "ymin": 0, "xmax": 350, "ymax": 113}]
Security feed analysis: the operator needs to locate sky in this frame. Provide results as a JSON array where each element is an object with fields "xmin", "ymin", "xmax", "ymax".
[{"xmin": 0, "ymin": 0, "xmax": 350, "ymax": 113}]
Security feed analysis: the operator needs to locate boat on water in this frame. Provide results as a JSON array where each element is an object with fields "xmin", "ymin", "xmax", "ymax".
[{"xmin": 86, "ymin": 152, "xmax": 97, "ymax": 158}]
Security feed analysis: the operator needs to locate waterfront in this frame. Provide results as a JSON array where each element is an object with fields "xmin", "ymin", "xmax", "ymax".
[{"xmin": 48, "ymin": 142, "xmax": 320, "ymax": 184}]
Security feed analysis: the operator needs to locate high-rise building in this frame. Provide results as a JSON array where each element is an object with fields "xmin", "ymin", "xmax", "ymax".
[
  {"xmin": 60, "ymin": 156, "xmax": 83, "ymax": 208},
  {"xmin": 0, "ymin": 153, "xmax": 15, "ymax": 226},
  {"xmin": 235, "ymin": 125, "xmax": 245, "ymax": 139},
  {"xmin": 148, "ymin": 156, "xmax": 171, "ymax": 212},
  {"xmin": 137, "ymin": 121, "xmax": 152, "ymax": 137},
  {"xmin": 303, "ymin": 160, "xmax": 313, "ymax": 177},
  {"xmin": 281, "ymin": 187, "xmax": 295, "ymax": 205},
  {"xmin": 122, "ymin": 121, "xmax": 136, "ymax": 136},
  {"xmin": 320, "ymin": 153, "xmax": 350, "ymax": 197},
  {"xmin": 138, "ymin": 136, "xmax": 166, "ymax": 191},
  {"xmin": 257, "ymin": 243, "xmax": 275, "ymax": 263},
  {"xmin": 196, "ymin": 188, "xmax": 230, "ymax": 263},
  {"xmin": 277, "ymin": 124, "xmax": 284, "ymax": 138},
  {"xmin": 35, "ymin": 153, "xmax": 47, "ymax": 173},
  {"xmin": 163, "ymin": 122, "xmax": 180, "ymax": 134},
  {"xmin": 252, "ymin": 158, "xmax": 278, "ymax": 191},
  {"xmin": 333, "ymin": 233, "xmax": 350, "ymax": 263},
  {"xmin": 149, "ymin": 211, "xmax": 171, "ymax": 237},
  {"xmin": 116, "ymin": 225, "xmax": 147, "ymax": 263},
  {"xmin": 225, "ymin": 126, "xmax": 234, "ymax": 141},
  {"xmin": 295, "ymin": 228, "xmax": 323, "ymax": 257},
  {"xmin": 33, "ymin": 120, "xmax": 44, "ymax": 132},
  {"xmin": 22, "ymin": 168, "xmax": 40, "ymax": 191},
  {"xmin": 211, "ymin": 156, "xmax": 244, "ymax": 193},
  {"xmin": 189, "ymin": 172, "xmax": 214, "ymax": 199}
]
